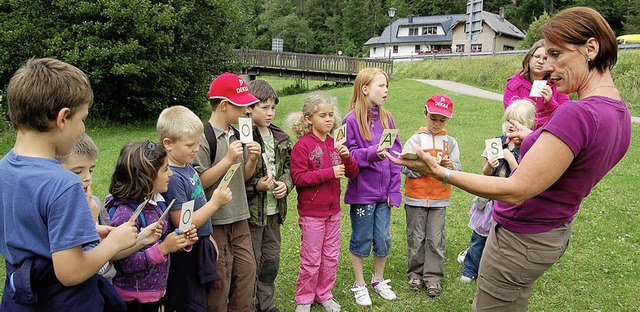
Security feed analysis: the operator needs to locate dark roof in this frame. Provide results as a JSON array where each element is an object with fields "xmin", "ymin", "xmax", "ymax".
[{"xmin": 364, "ymin": 11, "xmax": 524, "ymax": 46}]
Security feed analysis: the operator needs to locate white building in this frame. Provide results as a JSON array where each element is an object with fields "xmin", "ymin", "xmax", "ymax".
[{"xmin": 365, "ymin": 11, "xmax": 525, "ymax": 58}]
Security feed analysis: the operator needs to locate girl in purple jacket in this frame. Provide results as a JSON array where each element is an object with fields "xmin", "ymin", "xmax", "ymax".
[
  {"xmin": 107, "ymin": 141, "xmax": 196, "ymax": 312},
  {"xmin": 503, "ymin": 39, "xmax": 570, "ymax": 129},
  {"xmin": 343, "ymin": 68, "xmax": 402, "ymax": 307}
]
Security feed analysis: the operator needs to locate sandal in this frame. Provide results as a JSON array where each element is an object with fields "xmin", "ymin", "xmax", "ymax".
[
  {"xmin": 408, "ymin": 278, "xmax": 422, "ymax": 290},
  {"xmin": 426, "ymin": 284, "xmax": 442, "ymax": 298}
]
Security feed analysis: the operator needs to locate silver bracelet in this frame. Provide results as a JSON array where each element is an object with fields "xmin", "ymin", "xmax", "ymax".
[{"xmin": 441, "ymin": 168, "xmax": 451, "ymax": 186}]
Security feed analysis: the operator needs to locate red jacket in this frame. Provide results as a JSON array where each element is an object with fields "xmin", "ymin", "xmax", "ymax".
[{"xmin": 291, "ymin": 132, "xmax": 358, "ymax": 217}]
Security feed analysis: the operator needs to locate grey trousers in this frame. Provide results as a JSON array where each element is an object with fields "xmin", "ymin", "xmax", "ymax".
[
  {"xmin": 405, "ymin": 204, "xmax": 446, "ymax": 285},
  {"xmin": 250, "ymin": 214, "xmax": 282, "ymax": 312}
]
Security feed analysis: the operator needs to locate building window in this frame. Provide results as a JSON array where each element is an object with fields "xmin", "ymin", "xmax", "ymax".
[
  {"xmin": 415, "ymin": 45, "xmax": 421, "ymax": 52},
  {"xmin": 393, "ymin": 45, "xmax": 398, "ymax": 53},
  {"xmin": 503, "ymin": 45, "xmax": 514, "ymax": 51},
  {"xmin": 456, "ymin": 44, "xmax": 465, "ymax": 52},
  {"xmin": 422, "ymin": 26, "xmax": 437, "ymax": 35},
  {"xmin": 373, "ymin": 47, "xmax": 377, "ymax": 53},
  {"xmin": 471, "ymin": 44, "xmax": 482, "ymax": 52},
  {"xmin": 409, "ymin": 28, "xmax": 419, "ymax": 36}
]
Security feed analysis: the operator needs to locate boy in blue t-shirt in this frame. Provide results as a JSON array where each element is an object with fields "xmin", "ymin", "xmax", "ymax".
[
  {"xmin": 0, "ymin": 58, "xmax": 138, "ymax": 310},
  {"xmin": 157, "ymin": 105, "xmax": 232, "ymax": 311}
]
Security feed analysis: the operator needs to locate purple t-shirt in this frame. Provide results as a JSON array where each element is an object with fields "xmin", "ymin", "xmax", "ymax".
[{"xmin": 493, "ymin": 96, "xmax": 631, "ymax": 234}]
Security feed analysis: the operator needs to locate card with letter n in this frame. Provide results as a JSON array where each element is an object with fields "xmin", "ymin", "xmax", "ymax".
[
  {"xmin": 238, "ymin": 117, "xmax": 253, "ymax": 143},
  {"xmin": 219, "ymin": 163, "xmax": 241, "ymax": 189},
  {"xmin": 179, "ymin": 200, "xmax": 195, "ymax": 233},
  {"xmin": 485, "ymin": 138, "xmax": 504, "ymax": 159},
  {"xmin": 379, "ymin": 129, "xmax": 399, "ymax": 149},
  {"xmin": 333, "ymin": 124, "xmax": 347, "ymax": 148}
]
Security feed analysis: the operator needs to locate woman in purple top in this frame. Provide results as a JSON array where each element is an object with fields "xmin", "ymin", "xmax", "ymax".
[
  {"xmin": 504, "ymin": 39, "xmax": 571, "ymax": 129},
  {"xmin": 388, "ymin": 7, "xmax": 631, "ymax": 311}
]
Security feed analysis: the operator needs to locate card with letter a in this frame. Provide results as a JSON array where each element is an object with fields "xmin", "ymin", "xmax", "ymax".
[
  {"xmin": 379, "ymin": 129, "xmax": 398, "ymax": 149},
  {"xmin": 218, "ymin": 163, "xmax": 241, "ymax": 189},
  {"xmin": 238, "ymin": 117, "xmax": 253, "ymax": 143},
  {"xmin": 333, "ymin": 124, "xmax": 347, "ymax": 148},
  {"xmin": 529, "ymin": 80, "xmax": 547, "ymax": 97},
  {"xmin": 485, "ymin": 138, "xmax": 504, "ymax": 159},
  {"xmin": 179, "ymin": 200, "xmax": 195, "ymax": 233}
]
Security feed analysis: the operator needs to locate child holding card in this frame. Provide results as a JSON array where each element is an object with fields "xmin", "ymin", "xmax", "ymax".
[
  {"xmin": 400, "ymin": 94, "xmax": 461, "ymax": 297},
  {"xmin": 342, "ymin": 68, "xmax": 402, "ymax": 307},
  {"xmin": 156, "ymin": 105, "xmax": 232, "ymax": 311},
  {"xmin": 287, "ymin": 92, "xmax": 358, "ymax": 312},
  {"xmin": 504, "ymin": 39, "xmax": 570, "ymax": 129},
  {"xmin": 245, "ymin": 80, "xmax": 293, "ymax": 312},
  {"xmin": 107, "ymin": 141, "xmax": 198, "ymax": 311},
  {"xmin": 458, "ymin": 99, "xmax": 535, "ymax": 283}
]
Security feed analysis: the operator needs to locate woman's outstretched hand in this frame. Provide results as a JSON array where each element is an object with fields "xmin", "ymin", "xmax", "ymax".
[{"xmin": 385, "ymin": 144, "xmax": 440, "ymax": 177}]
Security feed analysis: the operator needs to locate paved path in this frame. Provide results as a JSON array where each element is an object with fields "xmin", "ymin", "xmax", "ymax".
[{"xmin": 415, "ymin": 79, "xmax": 640, "ymax": 123}]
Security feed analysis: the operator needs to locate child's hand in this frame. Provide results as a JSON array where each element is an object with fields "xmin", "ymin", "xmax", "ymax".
[
  {"xmin": 273, "ymin": 181, "xmax": 287, "ymax": 199},
  {"xmin": 246, "ymin": 141, "xmax": 262, "ymax": 160},
  {"xmin": 440, "ymin": 157, "xmax": 453, "ymax": 169},
  {"xmin": 185, "ymin": 224, "xmax": 199, "ymax": 245},
  {"xmin": 487, "ymin": 154, "xmax": 499, "ymax": 168},
  {"xmin": 333, "ymin": 164, "xmax": 345, "ymax": 178},
  {"xmin": 376, "ymin": 145, "xmax": 386, "ymax": 158},
  {"xmin": 105, "ymin": 221, "xmax": 138, "ymax": 251},
  {"xmin": 86, "ymin": 185, "xmax": 100, "ymax": 223},
  {"xmin": 159, "ymin": 231, "xmax": 188, "ymax": 255},
  {"xmin": 225, "ymin": 140, "xmax": 244, "ymax": 162},
  {"xmin": 503, "ymin": 149, "xmax": 516, "ymax": 163},
  {"xmin": 335, "ymin": 145, "xmax": 350, "ymax": 159},
  {"xmin": 257, "ymin": 175, "xmax": 275, "ymax": 191},
  {"xmin": 211, "ymin": 186, "xmax": 233, "ymax": 206},
  {"xmin": 138, "ymin": 220, "xmax": 164, "ymax": 246},
  {"xmin": 96, "ymin": 225, "xmax": 114, "ymax": 240},
  {"xmin": 210, "ymin": 236, "xmax": 219, "ymax": 260},
  {"xmin": 541, "ymin": 85, "xmax": 553, "ymax": 103}
]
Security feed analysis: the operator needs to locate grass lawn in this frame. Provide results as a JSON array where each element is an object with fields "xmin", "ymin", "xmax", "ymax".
[{"xmin": 1, "ymin": 79, "xmax": 639, "ymax": 310}]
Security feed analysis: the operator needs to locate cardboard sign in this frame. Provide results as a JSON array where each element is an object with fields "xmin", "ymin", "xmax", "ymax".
[
  {"xmin": 333, "ymin": 124, "xmax": 346, "ymax": 148},
  {"xmin": 218, "ymin": 163, "xmax": 241, "ymax": 189},
  {"xmin": 262, "ymin": 153, "xmax": 275, "ymax": 178},
  {"xmin": 238, "ymin": 117, "xmax": 253, "ymax": 143},
  {"xmin": 128, "ymin": 199, "xmax": 150, "ymax": 223},
  {"xmin": 485, "ymin": 138, "xmax": 504, "ymax": 159},
  {"xmin": 393, "ymin": 150, "xmax": 418, "ymax": 160},
  {"xmin": 379, "ymin": 129, "xmax": 399, "ymax": 149},
  {"xmin": 529, "ymin": 80, "xmax": 547, "ymax": 97},
  {"xmin": 157, "ymin": 199, "xmax": 175, "ymax": 223},
  {"xmin": 178, "ymin": 200, "xmax": 195, "ymax": 233}
]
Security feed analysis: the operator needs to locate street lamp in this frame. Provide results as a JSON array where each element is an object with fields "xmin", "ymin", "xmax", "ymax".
[{"xmin": 388, "ymin": 7, "xmax": 396, "ymax": 62}]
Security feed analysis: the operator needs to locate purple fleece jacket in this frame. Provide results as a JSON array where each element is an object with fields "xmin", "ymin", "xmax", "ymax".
[{"xmin": 342, "ymin": 107, "xmax": 402, "ymax": 207}]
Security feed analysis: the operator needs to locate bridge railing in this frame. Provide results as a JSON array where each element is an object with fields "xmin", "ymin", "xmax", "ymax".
[{"xmin": 234, "ymin": 49, "xmax": 394, "ymax": 77}]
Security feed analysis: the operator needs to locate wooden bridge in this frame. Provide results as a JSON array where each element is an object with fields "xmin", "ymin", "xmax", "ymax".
[{"xmin": 233, "ymin": 49, "xmax": 393, "ymax": 84}]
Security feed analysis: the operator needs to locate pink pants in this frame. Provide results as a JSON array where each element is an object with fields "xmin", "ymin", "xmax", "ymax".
[{"xmin": 295, "ymin": 213, "xmax": 341, "ymax": 305}]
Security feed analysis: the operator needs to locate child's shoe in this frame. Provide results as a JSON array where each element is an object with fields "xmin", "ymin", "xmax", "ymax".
[
  {"xmin": 371, "ymin": 275, "xmax": 396, "ymax": 300},
  {"xmin": 295, "ymin": 304, "xmax": 311, "ymax": 312},
  {"xmin": 408, "ymin": 278, "xmax": 423, "ymax": 290},
  {"xmin": 350, "ymin": 283, "xmax": 372, "ymax": 306},
  {"xmin": 457, "ymin": 248, "xmax": 468, "ymax": 264},
  {"xmin": 321, "ymin": 298, "xmax": 341, "ymax": 312},
  {"xmin": 426, "ymin": 284, "xmax": 442, "ymax": 298},
  {"xmin": 459, "ymin": 275, "xmax": 474, "ymax": 283}
]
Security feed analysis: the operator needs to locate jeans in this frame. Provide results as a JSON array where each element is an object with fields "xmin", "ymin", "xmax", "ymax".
[
  {"xmin": 349, "ymin": 202, "xmax": 392, "ymax": 258},
  {"xmin": 461, "ymin": 231, "xmax": 487, "ymax": 279}
]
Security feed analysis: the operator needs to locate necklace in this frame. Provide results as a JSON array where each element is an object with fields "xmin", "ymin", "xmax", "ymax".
[{"xmin": 582, "ymin": 84, "xmax": 616, "ymax": 98}]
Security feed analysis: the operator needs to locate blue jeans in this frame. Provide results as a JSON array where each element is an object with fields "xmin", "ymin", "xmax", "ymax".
[
  {"xmin": 349, "ymin": 203, "xmax": 391, "ymax": 258},
  {"xmin": 461, "ymin": 231, "xmax": 487, "ymax": 279}
]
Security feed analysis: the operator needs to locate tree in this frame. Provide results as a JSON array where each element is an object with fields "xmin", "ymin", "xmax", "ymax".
[
  {"xmin": 520, "ymin": 11, "xmax": 551, "ymax": 48},
  {"xmin": 0, "ymin": 0, "xmax": 248, "ymax": 121},
  {"xmin": 623, "ymin": 0, "xmax": 640, "ymax": 34}
]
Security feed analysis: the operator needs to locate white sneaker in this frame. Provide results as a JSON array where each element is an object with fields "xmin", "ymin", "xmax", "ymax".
[
  {"xmin": 460, "ymin": 275, "xmax": 473, "ymax": 283},
  {"xmin": 457, "ymin": 248, "xmax": 468, "ymax": 264},
  {"xmin": 295, "ymin": 304, "xmax": 311, "ymax": 312},
  {"xmin": 350, "ymin": 284, "xmax": 372, "ymax": 306},
  {"xmin": 371, "ymin": 277, "xmax": 397, "ymax": 300},
  {"xmin": 321, "ymin": 298, "xmax": 341, "ymax": 312}
]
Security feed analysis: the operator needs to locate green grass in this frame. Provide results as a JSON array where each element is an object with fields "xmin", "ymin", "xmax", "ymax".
[
  {"xmin": 393, "ymin": 49, "xmax": 640, "ymax": 116},
  {"xmin": 1, "ymin": 79, "xmax": 639, "ymax": 310}
]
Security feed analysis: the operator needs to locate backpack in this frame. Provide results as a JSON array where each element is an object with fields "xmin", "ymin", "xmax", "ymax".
[
  {"xmin": 108, "ymin": 201, "xmax": 168, "ymax": 228},
  {"xmin": 203, "ymin": 122, "xmax": 240, "ymax": 165}
]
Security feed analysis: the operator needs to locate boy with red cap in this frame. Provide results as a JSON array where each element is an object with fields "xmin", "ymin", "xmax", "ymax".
[
  {"xmin": 400, "ymin": 94, "xmax": 461, "ymax": 298},
  {"xmin": 192, "ymin": 73, "xmax": 261, "ymax": 312}
]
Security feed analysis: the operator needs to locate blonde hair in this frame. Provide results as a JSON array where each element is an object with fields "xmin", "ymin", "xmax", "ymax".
[
  {"xmin": 156, "ymin": 105, "xmax": 204, "ymax": 142},
  {"xmin": 502, "ymin": 99, "xmax": 536, "ymax": 133},
  {"xmin": 56, "ymin": 133, "xmax": 99, "ymax": 163},
  {"xmin": 285, "ymin": 91, "xmax": 342, "ymax": 138},
  {"xmin": 349, "ymin": 68, "xmax": 392, "ymax": 141}
]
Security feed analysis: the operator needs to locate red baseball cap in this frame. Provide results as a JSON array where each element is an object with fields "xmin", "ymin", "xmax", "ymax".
[
  {"xmin": 207, "ymin": 73, "xmax": 259, "ymax": 107},
  {"xmin": 425, "ymin": 94, "xmax": 454, "ymax": 118}
]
